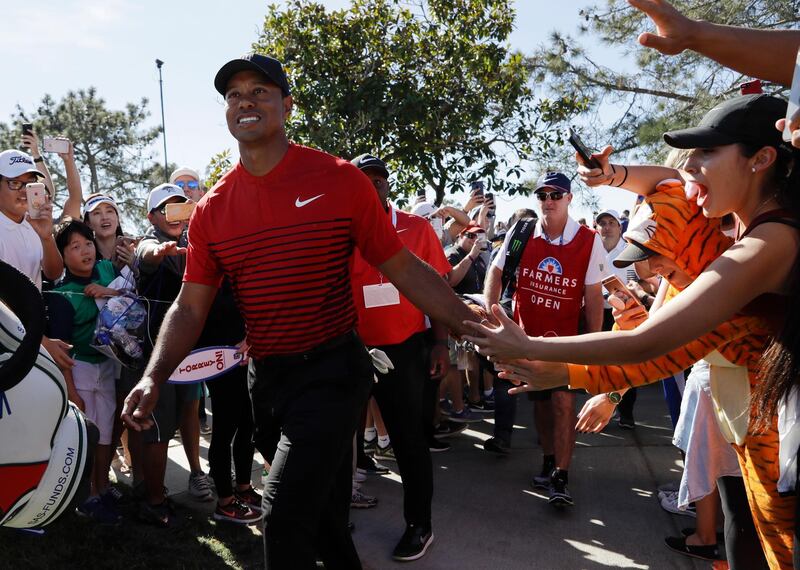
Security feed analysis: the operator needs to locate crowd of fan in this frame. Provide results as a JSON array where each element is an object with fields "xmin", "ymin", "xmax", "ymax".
[{"xmin": 3, "ymin": 0, "xmax": 800, "ymax": 568}]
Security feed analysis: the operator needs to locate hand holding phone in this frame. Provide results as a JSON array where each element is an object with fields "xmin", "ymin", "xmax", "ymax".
[
  {"xmin": 22, "ymin": 123, "xmax": 33, "ymax": 137},
  {"xmin": 568, "ymin": 127, "xmax": 601, "ymax": 170},
  {"xmin": 602, "ymin": 275, "xmax": 647, "ymax": 319},
  {"xmin": 43, "ymin": 137, "xmax": 71, "ymax": 155},
  {"xmin": 26, "ymin": 183, "xmax": 47, "ymax": 219}
]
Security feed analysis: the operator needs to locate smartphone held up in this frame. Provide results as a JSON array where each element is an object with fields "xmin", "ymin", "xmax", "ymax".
[
  {"xmin": 784, "ymin": 47, "xmax": 800, "ymax": 143},
  {"xmin": 568, "ymin": 127, "xmax": 600, "ymax": 170},
  {"xmin": 43, "ymin": 138, "xmax": 71, "ymax": 154},
  {"xmin": 25, "ymin": 183, "xmax": 47, "ymax": 219}
]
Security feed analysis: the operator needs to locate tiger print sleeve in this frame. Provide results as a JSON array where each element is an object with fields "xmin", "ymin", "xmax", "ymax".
[{"xmin": 568, "ymin": 314, "xmax": 766, "ymax": 394}]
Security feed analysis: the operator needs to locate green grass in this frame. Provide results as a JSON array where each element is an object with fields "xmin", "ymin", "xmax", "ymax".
[{"xmin": 0, "ymin": 491, "xmax": 264, "ymax": 570}]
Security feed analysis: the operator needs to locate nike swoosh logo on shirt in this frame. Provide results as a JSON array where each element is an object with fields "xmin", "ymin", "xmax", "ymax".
[{"xmin": 295, "ymin": 194, "xmax": 324, "ymax": 208}]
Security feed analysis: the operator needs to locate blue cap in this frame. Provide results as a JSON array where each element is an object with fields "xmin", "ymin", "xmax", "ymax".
[{"xmin": 535, "ymin": 171, "xmax": 571, "ymax": 193}]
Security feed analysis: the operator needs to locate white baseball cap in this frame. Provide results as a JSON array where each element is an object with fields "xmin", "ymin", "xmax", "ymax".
[
  {"xmin": 0, "ymin": 150, "xmax": 45, "ymax": 179},
  {"xmin": 169, "ymin": 167, "xmax": 201, "ymax": 184},
  {"xmin": 594, "ymin": 209, "xmax": 621, "ymax": 224},
  {"xmin": 82, "ymin": 194, "xmax": 119, "ymax": 216},
  {"xmin": 147, "ymin": 183, "xmax": 187, "ymax": 212},
  {"xmin": 410, "ymin": 202, "xmax": 436, "ymax": 218}
]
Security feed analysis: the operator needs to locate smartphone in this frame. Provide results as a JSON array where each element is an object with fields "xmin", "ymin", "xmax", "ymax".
[
  {"xmin": 25, "ymin": 183, "xmax": 47, "ymax": 219},
  {"xmin": 784, "ymin": 47, "xmax": 800, "ymax": 143},
  {"xmin": 165, "ymin": 201, "xmax": 195, "ymax": 222},
  {"xmin": 43, "ymin": 138, "xmax": 70, "ymax": 154},
  {"xmin": 115, "ymin": 235, "xmax": 136, "ymax": 248},
  {"xmin": 22, "ymin": 123, "xmax": 33, "ymax": 137},
  {"xmin": 567, "ymin": 127, "xmax": 600, "ymax": 169},
  {"xmin": 416, "ymin": 188, "xmax": 427, "ymax": 198},
  {"xmin": 601, "ymin": 274, "xmax": 647, "ymax": 318},
  {"xmin": 471, "ymin": 181, "xmax": 484, "ymax": 196},
  {"xmin": 739, "ymin": 79, "xmax": 762, "ymax": 95}
]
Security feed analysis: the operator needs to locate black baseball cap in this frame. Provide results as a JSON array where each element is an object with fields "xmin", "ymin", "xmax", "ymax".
[
  {"xmin": 214, "ymin": 53, "xmax": 291, "ymax": 97},
  {"xmin": 663, "ymin": 94, "xmax": 787, "ymax": 150},
  {"xmin": 613, "ymin": 240, "xmax": 657, "ymax": 268},
  {"xmin": 351, "ymin": 154, "xmax": 390, "ymax": 178}
]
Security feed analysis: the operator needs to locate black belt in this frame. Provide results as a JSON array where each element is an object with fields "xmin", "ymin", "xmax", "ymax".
[{"xmin": 255, "ymin": 330, "xmax": 358, "ymax": 364}]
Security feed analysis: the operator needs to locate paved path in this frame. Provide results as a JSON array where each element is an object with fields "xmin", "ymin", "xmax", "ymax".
[{"xmin": 142, "ymin": 383, "xmax": 708, "ymax": 569}]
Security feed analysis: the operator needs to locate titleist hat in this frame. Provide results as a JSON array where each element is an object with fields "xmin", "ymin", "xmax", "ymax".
[
  {"xmin": 351, "ymin": 154, "xmax": 390, "ymax": 179},
  {"xmin": 147, "ymin": 183, "xmax": 187, "ymax": 212},
  {"xmin": 214, "ymin": 53, "xmax": 291, "ymax": 97},
  {"xmin": 664, "ymin": 94, "xmax": 787, "ymax": 150},
  {"xmin": 0, "ymin": 150, "xmax": 44, "ymax": 180}
]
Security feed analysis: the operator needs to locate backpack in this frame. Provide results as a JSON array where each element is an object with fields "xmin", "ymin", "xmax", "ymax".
[{"xmin": 499, "ymin": 217, "xmax": 537, "ymax": 314}]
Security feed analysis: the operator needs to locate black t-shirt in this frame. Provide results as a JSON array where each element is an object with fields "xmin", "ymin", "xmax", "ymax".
[{"xmin": 446, "ymin": 245, "xmax": 486, "ymax": 295}]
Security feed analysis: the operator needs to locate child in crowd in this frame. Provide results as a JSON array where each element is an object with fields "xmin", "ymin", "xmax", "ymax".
[{"xmin": 47, "ymin": 219, "xmax": 123, "ymax": 524}]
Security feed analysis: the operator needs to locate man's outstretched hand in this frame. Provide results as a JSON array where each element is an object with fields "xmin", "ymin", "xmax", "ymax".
[
  {"xmin": 121, "ymin": 378, "xmax": 160, "ymax": 431},
  {"xmin": 629, "ymin": 0, "xmax": 697, "ymax": 55}
]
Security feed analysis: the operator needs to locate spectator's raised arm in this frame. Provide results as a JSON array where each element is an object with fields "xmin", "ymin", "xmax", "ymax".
[
  {"xmin": 630, "ymin": 0, "xmax": 800, "ymax": 87},
  {"xmin": 57, "ymin": 139, "xmax": 83, "ymax": 221},
  {"xmin": 21, "ymin": 130, "xmax": 56, "ymax": 200}
]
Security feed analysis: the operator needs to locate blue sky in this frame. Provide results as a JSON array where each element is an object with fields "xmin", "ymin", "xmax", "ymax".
[{"xmin": 3, "ymin": 0, "xmax": 641, "ymax": 222}]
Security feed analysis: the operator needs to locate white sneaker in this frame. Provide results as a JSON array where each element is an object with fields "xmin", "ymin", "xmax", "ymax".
[
  {"xmin": 659, "ymin": 491, "xmax": 696, "ymax": 517},
  {"xmin": 188, "ymin": 472, "xmax": 214, "ymax": 501}
]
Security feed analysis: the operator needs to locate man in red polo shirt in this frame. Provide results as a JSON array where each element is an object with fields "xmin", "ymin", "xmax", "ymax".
[
  {"xmin": 484, "ymin": 171, "xmax": 605, "ymax": 507},
  {"xmin": 122, "ymin": 54, "xmax": 477, "ymax": 569},
  {"xmin": 349, "ymin": 153, "xmax": 450, "ymax": 561}
]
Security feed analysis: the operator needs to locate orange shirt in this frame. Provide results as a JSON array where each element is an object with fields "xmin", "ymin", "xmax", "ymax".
[{"xmin": 351, "ymin": 206, "xmax": 450, "ymax": 346}]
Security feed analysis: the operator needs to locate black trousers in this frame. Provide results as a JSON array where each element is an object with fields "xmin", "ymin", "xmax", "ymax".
[
  {"xmin": 249, "ymin": 333, "xmax": 373, "ymax": 570},
  {"xmin": 717, "ymin": 475, "xmax": 769, "ymax": 570},
  {"xmin": 370, "ymin": 332, "xmax": 434, "ymax": 528},
  {"xmin": 206, "ymin": 365, "xmax": 254, "ymax": 499}
]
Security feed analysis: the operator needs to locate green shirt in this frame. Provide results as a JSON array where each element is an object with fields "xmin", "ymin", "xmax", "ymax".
[{"xmin": 53, "ymin": 260, "xmax": 117, "ymax": 363}]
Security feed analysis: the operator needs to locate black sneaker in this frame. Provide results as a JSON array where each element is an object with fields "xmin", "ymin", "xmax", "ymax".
[
  {"xmin": 483, "ymin": 437, "xmax": 509, "ymax": 455},
  {"xmin": 467, "ymin": 398, "xmax": 495, "ymax": 413},
  {"xmin": 618, "ymin": 415, "xmax": 636, "ymax": 430},
  {"xmin": 664, "ymin": 536, "xmax": 719, "ymax": 561},
  {"xmin": 356, "ymin": 455, "xmax": 390, "ymax": 475},
  {"xmin": 213, "ymin": 499, "xmax": 263, "ymax": 524},
  {"xmin": 548, "ymin": 469, "xmax": 573, "ymax": 506},
  {"xmin": 531, "ymin": 457, "xmax": 555, "ymax": 489},
  {"xmin": 392, "ymin": 524, "xmax": 434, "ymax": 561},
  {"xmin": 433, "ymin": 420, "xmax": 468, "ymax": 439},
  {"xmin": 428, "ymin": 439, "xmax": 451, "ymax": 452}
]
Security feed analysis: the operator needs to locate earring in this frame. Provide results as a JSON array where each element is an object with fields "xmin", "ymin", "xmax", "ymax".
[{"xmin": 751, "ymin": 167, "xmax": 757, "ymax": 173}]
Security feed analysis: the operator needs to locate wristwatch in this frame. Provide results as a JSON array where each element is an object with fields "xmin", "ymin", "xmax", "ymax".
[{"xmin": 606, "ymin": 391, "xmax": 622, "ymax": 405}]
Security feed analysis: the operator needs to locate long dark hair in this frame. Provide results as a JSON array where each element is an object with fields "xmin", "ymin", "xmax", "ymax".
[{"xmin": 747, "ymin": 140, "xmax": 800, "ymax": 428}]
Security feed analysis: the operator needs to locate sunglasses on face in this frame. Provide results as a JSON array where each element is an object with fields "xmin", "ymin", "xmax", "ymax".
[
  {"xmin": 173, "ymin": 180, "xmax": 199, "ymax": 190},
  {"xmin": 535, "ymin": 191, "xmax": 567, "ymax": 202},
  {"xmin": 464, "ymin": 232, "xmax": 483, "ymax": 239}
]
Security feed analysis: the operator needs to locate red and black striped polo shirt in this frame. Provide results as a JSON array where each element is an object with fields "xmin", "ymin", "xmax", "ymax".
[{"xmin": 184, "ymin": 144, "xmax": 404, "ymax": 358}]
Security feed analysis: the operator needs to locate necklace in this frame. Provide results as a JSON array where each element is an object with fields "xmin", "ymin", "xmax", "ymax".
[{"xmin": 736, "ymin": 194, "xmax": 779, "ymax": 240}]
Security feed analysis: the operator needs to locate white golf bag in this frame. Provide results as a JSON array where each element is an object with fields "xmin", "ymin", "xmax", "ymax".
[{"xmin": 0, "ymin": 261, "xmax": 95, "ymax": 529}]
